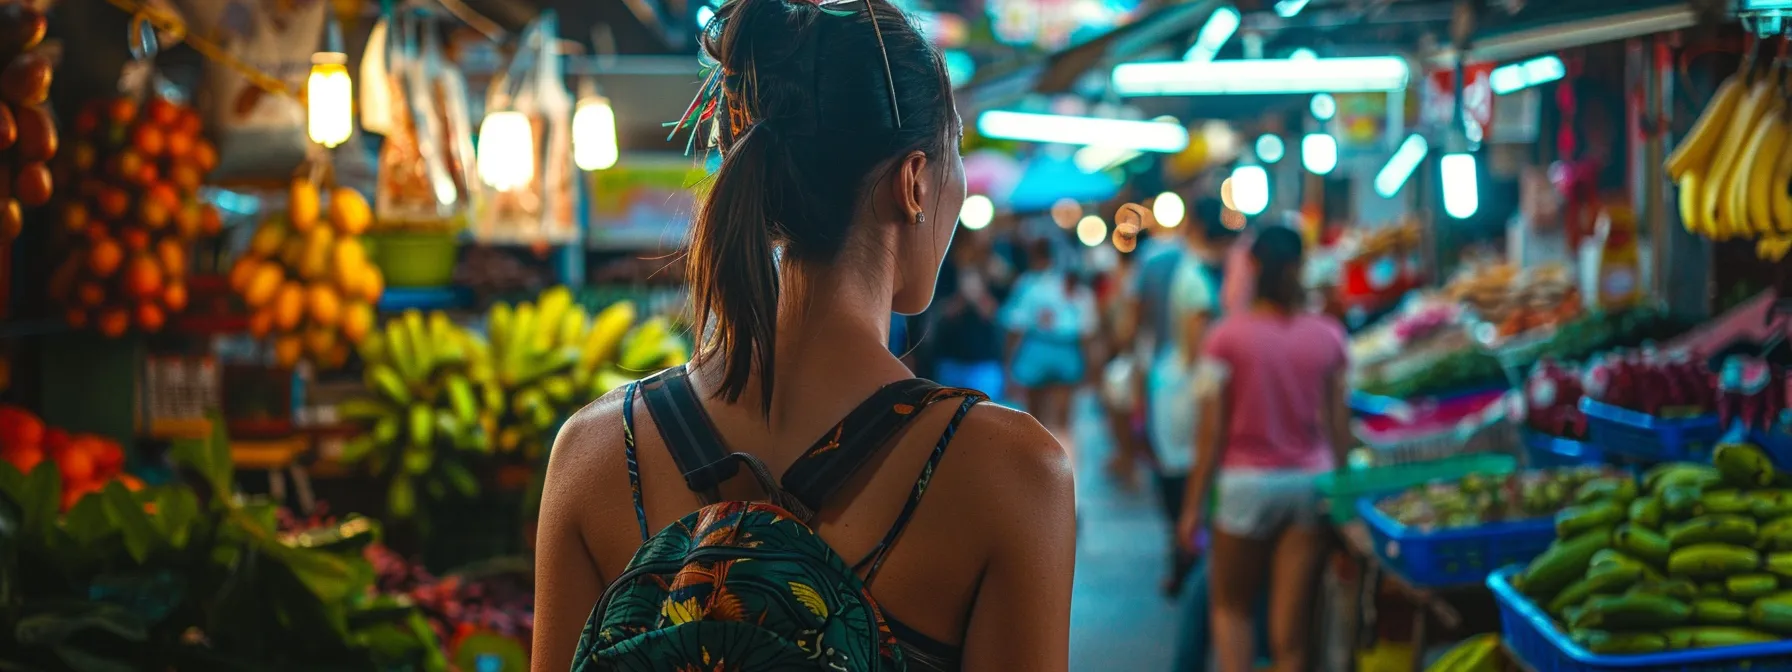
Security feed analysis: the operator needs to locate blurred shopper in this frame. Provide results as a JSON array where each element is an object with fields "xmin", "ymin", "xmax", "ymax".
[
  {"xmin": 930, "ymin": 232, "xmax": 1007, "ymax": 402},
  {"xmin": 1002, "ymin": 236, "xmax": 1097, "ymax": 433},
  {"xmin": 1097, "ymin": 248, "xmax": 1144, "ymax": 488},
  {"xmin": 1178, "ymin": 225, "xmax": 1351, "ymax": 672}
]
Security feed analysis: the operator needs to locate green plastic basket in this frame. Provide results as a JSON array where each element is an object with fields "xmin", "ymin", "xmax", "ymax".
[
  {"xmin": 366, "ymin": 230, "xmax": 459, "ymax": 288},
  {"xmin": 1314, "ymin": 452, "xmax": 1518, "ymax": 526}
]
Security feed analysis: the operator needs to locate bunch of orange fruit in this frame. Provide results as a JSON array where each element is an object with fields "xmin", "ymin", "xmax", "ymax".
[
  {"xmin": 0, "ymin": 404, "xmax": 139, "ymax": 511},
  {"xmin": 48, "ymin": 95, "xmax": 222, "ymax": 337},
  {"xmin": 229, "ymin": 179, "xmax": 383, "ymax": 369}
]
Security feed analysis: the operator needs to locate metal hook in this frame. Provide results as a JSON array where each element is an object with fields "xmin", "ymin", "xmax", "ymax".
[{"xmin": 127, "ymin": 12, "xmax": 159, "ymax": 61}]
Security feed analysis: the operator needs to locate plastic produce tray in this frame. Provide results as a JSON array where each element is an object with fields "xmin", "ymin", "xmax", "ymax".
[
  {"xmin": 1489, "ymin": 566, "xmax": 1792, "ymax": 671},
  {"xmin": 1580, "ymin": 399, "xmax": 1723, "ymax": 464},
  {"xmin": 1522, "ymin": 429, "xmax": 1604, "ymax": 468},
  {"xmin": 1359, "ymin": 498, "xmax": 1555, "ymax": 587},
  {"xmin": 1314, "ymin": 453, "xmax": 1517, "ymax": 527}
]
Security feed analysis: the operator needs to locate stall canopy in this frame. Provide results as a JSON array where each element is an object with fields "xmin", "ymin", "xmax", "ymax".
[{"xmin": 1434, "ymin": 0, "xmax": 1699, "ymax": 65}]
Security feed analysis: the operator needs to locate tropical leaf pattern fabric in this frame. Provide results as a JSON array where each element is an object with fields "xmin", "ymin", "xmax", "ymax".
[{"xmin": 573, "ymin": 501, "xmax": 904, "ymax": 672}]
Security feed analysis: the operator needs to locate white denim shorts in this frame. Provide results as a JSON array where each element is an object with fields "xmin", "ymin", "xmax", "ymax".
[{"xmin": 1213, "ymin": 469, "xmax": 1324, "ymax": 540}]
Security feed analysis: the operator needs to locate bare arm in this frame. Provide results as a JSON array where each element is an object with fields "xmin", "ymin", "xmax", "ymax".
[
  {"xmin": 961, "ymin": 411, "xmax": 1077, "ymax": 672},
  {"xmin": 1180, "ymin": 312, "xmax": 1211, "ymax": 367},
  {"xmin": 1181, "ymin": 382, "xmax": 1229, "ymax": 545},
  {"xmin": 531, "ymin": 407, "xmax": 614, "ymax": 671}
]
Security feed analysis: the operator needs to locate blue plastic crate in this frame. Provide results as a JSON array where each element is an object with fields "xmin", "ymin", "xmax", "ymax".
[
  {"xmin": 1522, "ymin": 429, "xmax": 1604, "ymax": 468},
  {"xmin": 1357, "ymin": 498, "xmax": 1557, "ymax": 588},
  {"xmin": 1580, "ymin": 398, "xmax": 1724, "ymax": 464},
  {"xmin": 1489, "ymin": 566, "xmax": 1792, "ymax": 671}
]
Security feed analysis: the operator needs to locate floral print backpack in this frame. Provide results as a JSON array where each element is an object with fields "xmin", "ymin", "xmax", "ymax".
[{"xmin": 572, "ymin": 365, "xmax": 984, "ymax": 671}]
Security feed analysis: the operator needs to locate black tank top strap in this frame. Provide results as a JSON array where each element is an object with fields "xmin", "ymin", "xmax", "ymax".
[{"xmin": 855, "ymin": 394, "xmax": 984, "ymax": 584}]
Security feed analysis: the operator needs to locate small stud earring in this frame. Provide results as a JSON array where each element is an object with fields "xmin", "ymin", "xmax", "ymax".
[{"xmin": 914, "ymin": 211, "xmax": 925, "ymax": 226}]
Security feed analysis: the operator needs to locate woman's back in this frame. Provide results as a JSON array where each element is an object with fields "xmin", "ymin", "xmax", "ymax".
[{"xmin": 1205, "ymin": 310, "xmax": 1346, "ymax": 471}]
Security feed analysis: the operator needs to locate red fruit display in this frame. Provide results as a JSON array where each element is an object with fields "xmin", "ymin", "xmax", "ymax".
[
  {"xmin": 0, "ymin": 404, "xmax": 133, "ymax": 512},
  {"xmin": 0, "ymin": 2, "xmax": 50, "ymax": 244},
  {"xmin": 52, "ymin": 94, "xmax": 219, "ymax": 336}
]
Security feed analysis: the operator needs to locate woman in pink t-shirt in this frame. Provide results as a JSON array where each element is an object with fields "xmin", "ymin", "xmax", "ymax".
[{"xmin": 1177, "ymin": 225, "xmax": 1351, "ymax": 672}]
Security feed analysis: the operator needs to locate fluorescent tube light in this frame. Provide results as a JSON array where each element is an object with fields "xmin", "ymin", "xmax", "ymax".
[
  {"xmin": 1441, "ymin": 152, "xmax": 1479, "ymax": 219},
  {"xmin": 1074, "ymin": 146, "xmax": 1144, "ymax": 173},
  {"xmin": 1184, "ymin": 5, "xmax": 1240, "ymax": 62},
  {"xmin": 1301, "ymin": 133, "xmax": 1337, "ymax": 175},
  {"xmin": 1374, "ymin": 134, "xmax": 1428, "ymax": 198},
  {"xmin": 1274, "ymin": 0, "xmax": 1309, "ymax": 17},
  {"xmin": 1113, "ymin": 56, "xmax": 1410, "ymax": 96},
  {"xmin": 976, "ymin": 110, "xmax": 1190, "ymax": 152},
  {"xmin": 1489, "ymin": 55, "xmax": 1566, "ymax": 95}
]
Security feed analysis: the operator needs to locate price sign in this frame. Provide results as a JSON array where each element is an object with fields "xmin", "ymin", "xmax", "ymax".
[{"xmin": 1421, "ymin": 62, "xmax": 1497, "ymax": 135}]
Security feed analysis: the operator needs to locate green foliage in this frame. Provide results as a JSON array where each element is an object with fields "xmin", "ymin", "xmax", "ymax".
[{"xmin": 0, "ymin": 415, "xmax": 446, "ymax": 671}]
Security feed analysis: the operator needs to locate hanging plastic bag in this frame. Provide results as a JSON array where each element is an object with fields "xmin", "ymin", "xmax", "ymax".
[
  {"xmin": 374, "ymin": 10, "xmax": 459, "ymax": 227},
  {"xmin": 473, "ymin": 11, "xmax": 575, "ymax": 244},
  {"xmin": 179, "ymin": 0, "xmax": 324, "ymax": 181},
  {"xmin": 423, "ymin": 20, "xmax": 479, "ymax": 217},
  {"xmin": 358, "ymin": 13, "xmax": 394, "ymax": 136}
]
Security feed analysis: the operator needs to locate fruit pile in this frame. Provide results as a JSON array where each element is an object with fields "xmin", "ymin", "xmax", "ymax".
[
  {"xmin": 0, "ymin": 2, "xmax": 52, "ymax": 243},
  {"xmin": 1666, "ymin": 63, "xmax": 1792, "ymax": 260},
  {"xmin": 1526, "ymin": 359, "xmax": 1590, "ymax": 440},
  {"xmin": 1511, "ymin": 444, "xmax": 1792, "ymax": 654},
  {"xmin": 228, "ymin": 180, "xmax": 382, "ymax": 369},
  {"xmin": 1377, "ymin": 466, "xmax": 1618, "ymax": 531},
  {"xmin": 338, "ymin": 290, "xmax": 689, "ymax": 517},
  {"xmin": 1584, "ymin": 349, "xmax": 1715, "ymax": 417},
  {"xmin": 364, "ymin": 541, "xmax": 532, "ymax": 660},
  {"xmin": 0, "ymin": 404, "xmax": 136, "ymax": 510},
  {"xmin": 50, "ymin": 95, "xmax": 221, "ymax": 336},
  {"xmin": 1446, "ymin": 263, "xmax": 1582, "ymax": 341}
]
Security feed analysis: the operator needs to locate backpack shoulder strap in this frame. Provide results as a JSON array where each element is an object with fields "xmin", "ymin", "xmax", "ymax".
[
  {"xmin": 855, "ymin": 394, "xmax": 984, "ymax": 584},
  {"xmin": 779, "ymin": 380, "xmax": 986, "ymax": 520},
  {"xmin": 636, "ymin": 365, "xmax": 735, "ymax": 502}
]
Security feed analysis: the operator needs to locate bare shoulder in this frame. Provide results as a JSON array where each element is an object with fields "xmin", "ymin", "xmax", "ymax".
[
  {"xmin": 544, "ymin": 386, "xmax": 634, "ymax": 499},
  {"xmin": 944, "ymin": 402, "xmax": 1074, "ymax": 498}
]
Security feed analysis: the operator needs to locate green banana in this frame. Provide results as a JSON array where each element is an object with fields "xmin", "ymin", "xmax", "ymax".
[
  {"xmin": 581, "ymin": 301, "xmax": 637, "ymax": 372},
  {"xmin": 1662, "ymin": 626, "xmax": 1778, "ymax": 649},
  {"xmin": 541, "ymin": 375, "xmax": 576, "ymax": 405},
  {"xmin": 445, "ymin": 375, "xmax": 478, "ymax": 425},
  {"xmin": 1754, "ymin": 491, "xmax": 1792, "ymax": 520},
  {"xmin": 1694, "ymin": 489, "xmax": 1756, "ymax": 517},
  {"xmin": 1663, "ymin": 485, "xmax": 1708, "ymax": 520},
  {"xmin": 1667, "ymin": 514, "xmax": 1759, "ymax": 548},
  {"xmin": 1729, "ymin": 573, "xmax": 1781, "ymax": 600},
  {"xmin": 408, "ymin": 403, "xmax": 434, "ymax": 448},
  {"xmin": 1558, "ymin": 502, "xmax": 1625, "ymax": 539},
  {"xmin": 1549, "ymin": 577, "xmax": 1600, "ymax": 616},
  {"xmin": 1629, "ymin": 496, "xmax": 1664, "ymax": 529},
  {"xmin": 1763, "ymin": 552, "xmax": 1792, "ymax": 578},
  {"xmin": 508, "ymin": 302, "xmax": 538, "ymax": 381},
  {"xmin": 1613, "ymin": 525, "xmax": 1672, "ymax": 567},
  {"xmin": 403, "ymin": 310, "xmax": 433, "ymax": 377},
  {"xmin": 595, "ymin": 369, "xmax": 635, "ymax": 397},
  {"xmin": 1750, "ymin": 593, "xmax": 1792, "ymax": 633},
  {"xmin": 385, "ymin": 322, "xmax": 418, "ymax": 384},
  {"xmin": 1571, "ymin": 592, "xmax": 1692, "ymax": 630},
  {"xmin": 1423, "ymin": 634, "xmax": 1500, "ymax": 672},
  {"xmin": 434, "ymin": 410, "xmax": 468, "ymax": 450},
  {"xmin": 338, "ymin": 397, "xmax": 394, "ymax": 421},
  {"xmin": 1668, "ymin": 543, "xmax": 1762, "ymax": 579},
  {"xmin": 372, "ymin": 415, "xmax": 401, "ymax": 444},
  {"xmin": 1572, "ymin": 630, "xmax": 1668, "ymax": 654},
  {"xmin": 357, "ymin": 330, "xmax": 388, "ymax": 367},
  {"xmin": 1576, "ymin": 477, "xmax": 1639, "ymax": 506},
  {"xmin": 365, "ymin": 365, "xmax": 413, "ymax": 406},
  {"xmin": 429, "ymin": 312, "xmax": 467, "ymax": 367},
  {"xmin": 1691, "ymin": 598, "xmax": 1750, "ymax": 625},
  {"xmin": 1715, "ymin": 443, "xmax": 1777, "ymax": 489},
  {"xmin": 1646, "ymin": 464, "xmax": 1723, "ymax": 495},
  {"xmin": 402, "ymin": 444, "xmax": 431, "ymax": 474},
  {"xmin": 482, "ymin": 381, "xmax": 504, "ymax": 415},
  {"xmin": 620, "ymin": 317, "xmax": 672, "ymax": 372},
  {"xmin": 1759, "ymin": 517, "xmax": 1792, "ymax": 551},
  {"xmin": 1520, "ymin": 528, "xmax": 1613, "ymax": 600},
  {"xmin": 486, "ymin": 302, "xmax": 513, "ymax": 363},
  {"xmin": 339, "ymin": 434, "xmax": 378, "ymax": 463},
  {"xmin": 1700, "ymin": 582, "xmax": 1730, "ymax": 597},
  {"xmin": 1629, "ymin": 580, "xmax": 1698, "ymax": 602}
]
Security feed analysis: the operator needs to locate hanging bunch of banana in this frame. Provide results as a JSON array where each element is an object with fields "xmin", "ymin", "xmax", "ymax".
[
  {"xmin": 338, "ymin": 309, "xmax": 489, "ymax": 519},
  {"xmin": 1667, "ymin": 56, "xmax": 1792, "ymax": 261}
]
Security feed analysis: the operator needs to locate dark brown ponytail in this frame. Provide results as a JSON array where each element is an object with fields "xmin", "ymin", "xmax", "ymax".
[
  {"xmin": 1251, "ymin": 225, "xmax": 1306, "ymax": 311},
  {"xmin": 684, "ymin": 0, "xmax": 953, "ymax": 414}
]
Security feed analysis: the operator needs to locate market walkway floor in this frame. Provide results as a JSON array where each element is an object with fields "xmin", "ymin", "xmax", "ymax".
[{"xmin": 1068, "ymin": 394, "xmax": 1182, "ymax": 671}]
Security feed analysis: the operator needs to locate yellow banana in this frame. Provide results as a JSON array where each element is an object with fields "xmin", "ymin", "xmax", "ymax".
[
  {"xmin": 1667, "ymin": 75, "xmax": 1745, "ymax": 180},
  {"xmin": 535, "ymin": 287, "xmax": 572, "ymax": 350},
  {"xmin": 1702, "ymin": 79, "xmax": 1776, "ymax": 239},
  {"xmin": 1760, "ymin": 235, "xmax": 1792, "ymax": 262},
  {"xmin": 559, "ymin": 306, "xmax": 589, "ymax": 350},
  {"xmin": 384, "ymin": 321, "xmax": 417, "ymax": 383},
  {"xmin": 1730, "ymin": 113, "xmax": 1773, "ymax": 237},
  {"xmin": 403, "ymin": 309, "xmax": 433, "ymax": 377},
  {"xmin": 487, "ymin": 302, "xmax": 513, "ymax": 363},
  {"xmin": 581, "ymin": 301, "xmax": 637, "ymax": 372},
  {"xmin": 1741, "ymin": 100, "xmax": 1788, "ymax": 236},
  {"xmin": 1680, "ymin": 172, "xmax": 1705, "ymax": 235},
  {"xmin": 1771, "ymin": 120, "xmax": 1792, "ymax": 234}
]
